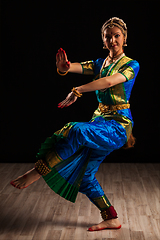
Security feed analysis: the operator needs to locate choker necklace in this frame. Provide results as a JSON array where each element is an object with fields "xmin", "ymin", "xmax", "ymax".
[{"xmin": 109, "ymin": 52, "xmax": 124, "ymax": 63}]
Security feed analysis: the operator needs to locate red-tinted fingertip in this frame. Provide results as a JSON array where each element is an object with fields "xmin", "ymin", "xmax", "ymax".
[
  {"xmin": 88, "ymin": 228, "xmax": 93, "ymax": 231},
  {"xmin": 10, "ymin": 181, "xmax": 16, "ymax": 188},
  {"xmin": 66, "ymin": 61, "xmax": 70, "ymax": 66},
  {"xmin": 58, "ymin": 104, "xmax": 64, "ymax": 109}
]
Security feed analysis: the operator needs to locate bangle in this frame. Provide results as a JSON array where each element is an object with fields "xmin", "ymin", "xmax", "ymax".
[
  {"xmin": 71, "ymin": 87, "xmax": 83, "ymax": 97},
  {"xmin": 57, "ymin": 68, "xmax": 69, "ymax": 76}
]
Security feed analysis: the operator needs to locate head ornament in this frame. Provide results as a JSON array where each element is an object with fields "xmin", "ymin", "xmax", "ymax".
[
  {"xmin": 101, "ymin": 17, "xmax": 127, "ymax": 47},
  {"xmin": 108, "ymin": 19, "xmax": 114, "ymax": 28}
]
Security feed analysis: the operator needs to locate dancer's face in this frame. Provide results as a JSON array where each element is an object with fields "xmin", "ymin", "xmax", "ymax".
[{"xmin": 103, "ymin": 26, "xmax": 125, "ymax": 54}]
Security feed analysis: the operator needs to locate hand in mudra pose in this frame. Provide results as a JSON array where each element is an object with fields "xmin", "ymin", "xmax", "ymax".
[
  {"xmin": 58, "ymin": 92, "xmax": 78, "ymax": 108},
  {"xmin": 56, "ymin": 48, "xmax": 70, "ymax": 72}
]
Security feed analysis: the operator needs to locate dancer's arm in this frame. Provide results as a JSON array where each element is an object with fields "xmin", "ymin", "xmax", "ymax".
[
  {"xmin": 69, "ymin": 63, "xmax": 83, "ymax": 74},
  {"xmin": 76, "ymin": 73, "xmax": 126, "ymax": 93},
  {"xmin": 58, "ymin": 73, "xmax": 126, "ymax": 108}
]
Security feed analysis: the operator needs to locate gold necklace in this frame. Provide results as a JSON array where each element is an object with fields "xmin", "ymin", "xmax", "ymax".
[
  {"xmin": 100, "ymin": 52, "xmax": 125, "ymax": 76},
  {"xmin": 108, "ymin": 51, "xmax": 124, "ymax": 63}
]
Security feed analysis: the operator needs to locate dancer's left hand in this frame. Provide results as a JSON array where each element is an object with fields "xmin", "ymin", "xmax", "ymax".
[{"xmin": 58, "ymin": 92, "xmax": 78, "ymax": 108}]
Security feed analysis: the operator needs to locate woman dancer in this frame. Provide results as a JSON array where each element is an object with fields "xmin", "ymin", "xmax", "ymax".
[{"xmin": 10, "ymin": 17, "xmax": 140, "ymax": 231}]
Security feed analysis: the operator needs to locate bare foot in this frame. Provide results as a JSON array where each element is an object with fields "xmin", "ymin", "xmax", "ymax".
[
  {"xmin": 10, "ymin": 168, "xmax": 41, "ymax": 189},
  {"xmin": 88, "ymin": 218, "xmax": 121, "ymax": 231}
]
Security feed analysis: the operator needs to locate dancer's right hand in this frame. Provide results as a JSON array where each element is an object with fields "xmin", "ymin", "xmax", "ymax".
[
  {"xmin": 58, "ymin": 92, "xmax": 78, "ymax": 108},
  {"xmin": 56, "ymin": 48, "xmax": 70, "ymax": 72}
]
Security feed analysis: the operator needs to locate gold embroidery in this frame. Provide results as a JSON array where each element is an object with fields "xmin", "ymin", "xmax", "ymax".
[
  {"xmin": 92, "ymin": 195, "xmax": 110, "ymax": 210},
  {"xmin": 110, "ymin": 56, "xmax": 132, "ymax": 76},
  {"xmin": 109, "ymin": 84, "xmax": 126, "ymax": 104},
  {"xmin": 109, "ymin": 56, "xmax": 132, "ymax": 104},
  {"xmin": 99, "ymin": 103, "xmax": 130, "ymax": 113},
  {"xmin": 80, "ymin": 61, "xmax": 94, "ymax": 75},
  {"xmin": 45, "ymin": 148, "xmax": 63, "ymax": 168},
  {"xmin": 120, "ymin": 65, "xmax": 135, "ymax": 80},
  {"xmin": 117, "ymin": 115, "xmax": 132, "ymax": 140},
  {"xmin": 55, "ymin": 123, "xmax": 72, "ymax": 138},
  {"xmin": 44, "ymin": 124, "xmax": 73, "ymax": 169}
]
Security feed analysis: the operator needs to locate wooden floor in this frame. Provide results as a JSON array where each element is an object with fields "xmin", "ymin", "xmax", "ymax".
[{"xmin": 0, "ymin": 163, "xmax": 159, "ymax": 240}]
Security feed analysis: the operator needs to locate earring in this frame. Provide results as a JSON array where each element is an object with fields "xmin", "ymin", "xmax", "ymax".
[
  {"xmin": 123, "ymin": 38, "xmax": 127, "ymax": 47},
  {"xmin": 103, "ymin": 43, "xmax": 107, "ymax": 49}
]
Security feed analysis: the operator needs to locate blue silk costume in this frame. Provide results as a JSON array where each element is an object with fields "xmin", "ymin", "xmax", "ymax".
[{"xmin": 35, "ymin": 55, "xmax": 139, "ymax": 210}]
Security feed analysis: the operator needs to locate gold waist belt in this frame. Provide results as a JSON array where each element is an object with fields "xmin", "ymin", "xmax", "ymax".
[{"xmin": 99, "ymin": 102, "xmax": 130, "ymax": 113}]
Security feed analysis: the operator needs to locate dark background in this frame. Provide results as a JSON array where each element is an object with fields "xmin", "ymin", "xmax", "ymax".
[{"xmin": 1, "ymin": 0, "xmax": 159, "ymax": 163}]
